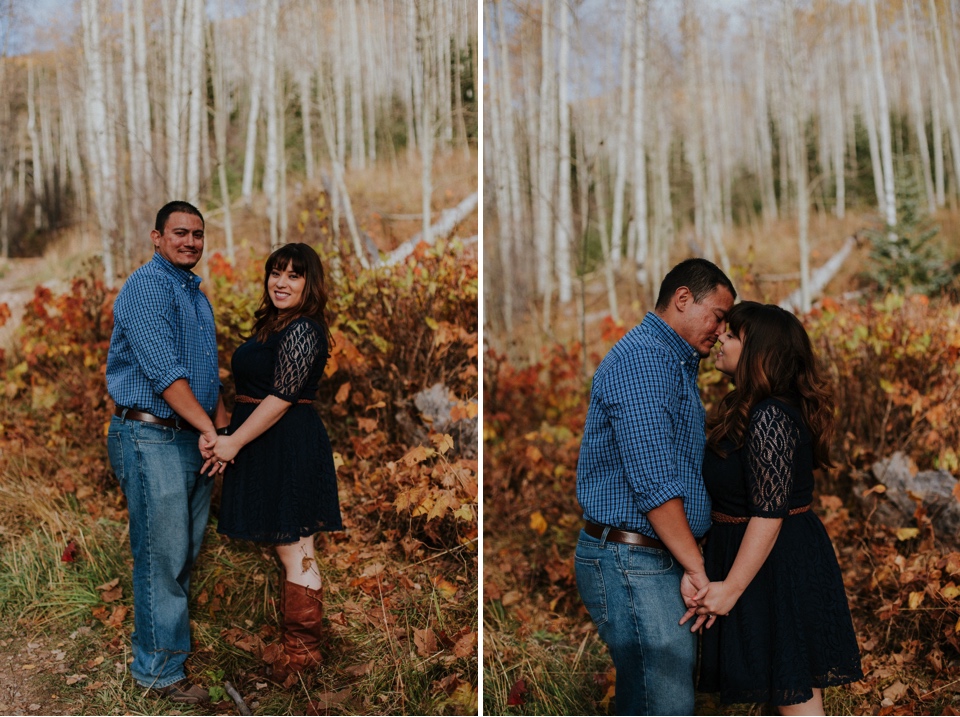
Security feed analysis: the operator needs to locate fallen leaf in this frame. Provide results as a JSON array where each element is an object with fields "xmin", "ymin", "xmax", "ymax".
[
  {"xmin": 335, "ymin": 382, "xmax": 351, "ymax": 404},
  {"xmin": 344, "ymin": 661, "xmax": 374, "ymax": 677},
  {"xmin": 883, "ymin": 680, "xmax": 908, "ymax": 702},
  {"xmin": 414, "ymin": 628, "xmax": 438, "ymax": 657},
  {"xmin": 452, "ymin": 631, "xmax": 477, "ymax": 659},
  {"xmin": 529, "ymin": 511, "xmax": 548, "ymax": 536},
  {"xmin": 61, "ymin": 541, "xmax": 79, "ymax": 563},
  {"xmin": 896, "ymin": 527, "xmax": 919, "ymax": 541},
  {"xmin": 506, "ymin": 678, "xmax": 527, "ymax": 706}
]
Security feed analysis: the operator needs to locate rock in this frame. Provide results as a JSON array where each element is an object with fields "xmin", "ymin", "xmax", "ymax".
[
  {"xmin": 396, "ymin": 383, "xmax": 477, "ymax": 459},
  {"xmin": 866, "ymin": 452, "xmax": 960, "ymax": 545}
]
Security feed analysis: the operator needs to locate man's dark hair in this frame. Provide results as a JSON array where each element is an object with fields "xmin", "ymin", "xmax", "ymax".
[
  {"xmin": 654, "ymin": 258, "xmax": 736, "ymax": 311},
  {"xmin": 155, "ymin": 201, "xmax": 204, "ymax": 233}
]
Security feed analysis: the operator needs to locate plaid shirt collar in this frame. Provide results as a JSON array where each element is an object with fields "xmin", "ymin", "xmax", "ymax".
[
  {"xmin": 640, "ymin": 311, "xmax": 701, "ymax": 367},
  {"xmin": 150, "ymin": 252, "xmax": 202, "ymax": 290}
]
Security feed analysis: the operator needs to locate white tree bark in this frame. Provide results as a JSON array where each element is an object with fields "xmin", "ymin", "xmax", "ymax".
[
  {"xmin": 81, "ymin": 0, "xmax": 116, "ymax": 284},
  {"xmin": 632, "ymin": 0, "xmax": 649, "ymax": 282},
  {"xmin": 866, "ymin": 0, "xmax": 896, "ymax": 228},
  {"xmin": 903, "ymin": 0, "xmax": 936, "ymax": 215},
  {"xmin": 185, "ymin": 0, "xmax": 204, "ymax": 204},
  {"xmin": 555, "ymin": 0, "xmax": 573, "ymax": 304},
  {"xmin": 608, "ymin": 0, "xmax": 634, "ymax": 267},
  {"xmin": 240, "ymin": 0, "xmax": 267, "ymax": 205}
]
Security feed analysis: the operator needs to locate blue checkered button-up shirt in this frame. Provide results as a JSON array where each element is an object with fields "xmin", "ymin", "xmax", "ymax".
[
  {"xmin": 106, "ymin": 253, "xmax": 220, "ymax": 419},
  {"xmin": 577, "ymin": 312, "xmax": 712, "ymax": 539}
]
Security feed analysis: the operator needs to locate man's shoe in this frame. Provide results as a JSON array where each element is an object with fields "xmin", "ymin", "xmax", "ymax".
[{"xmin": 149, "ymin": 679, "xmax": 210, "ymax": 704}]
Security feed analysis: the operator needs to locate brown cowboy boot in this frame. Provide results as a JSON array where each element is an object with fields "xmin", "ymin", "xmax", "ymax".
[{"xmin": 270, "ymin": 581, "xmax": 323, "ymax": 682}]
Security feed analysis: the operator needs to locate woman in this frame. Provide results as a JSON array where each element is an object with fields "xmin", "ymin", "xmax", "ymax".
[
  {"xmin": 202, "ymin": 242, "xmax": 342, "ymax": 681},
  {"xmin": 682, "ymin": 302, "xmax": 862, "ymax": 715}
]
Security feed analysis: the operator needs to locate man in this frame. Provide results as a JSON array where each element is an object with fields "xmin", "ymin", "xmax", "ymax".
[
  {"xmin": 574, "ymin": 258, "xmax": 736, "ymax": 716},
  {"xmin": 106, "ymin": 201, "xmax": 229, "ymax": 705}
]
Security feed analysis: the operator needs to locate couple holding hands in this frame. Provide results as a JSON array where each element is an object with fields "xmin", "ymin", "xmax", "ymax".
[
  {"xmin": 576, "ymin": 259, "xmax": 864, "ymax": 715},
  {"xmin": 106, "ymin": 201, "xmax": 341, "ymax": 704}
]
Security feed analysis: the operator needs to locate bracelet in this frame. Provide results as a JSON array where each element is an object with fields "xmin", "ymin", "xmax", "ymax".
[{"xmin": 216, "ymin": 427, "xmax": 230, "ymax": 436}]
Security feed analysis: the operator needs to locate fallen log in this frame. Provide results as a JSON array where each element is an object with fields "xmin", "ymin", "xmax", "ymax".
[
  {"xmin": 779, "ymin": 233, "xmax": 860, "ymax": 313},
  {"xmin": 379, "ymin": 192, "xmax": 478, "ymax": 266}
]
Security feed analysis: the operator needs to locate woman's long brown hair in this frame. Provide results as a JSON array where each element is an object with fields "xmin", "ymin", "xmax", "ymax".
[
  {"xmin": 708, "ymin": 301, "xmax": 834, "ymax": 468},
  {"xmin": 251, "ymin": 243, "xmax": 333, "ymax": 344}
]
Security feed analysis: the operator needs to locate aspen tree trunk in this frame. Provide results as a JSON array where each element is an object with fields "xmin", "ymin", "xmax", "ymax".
[
  {"xmin": 58, "ymin": 66, "xmax": 87, "ymax": 220},
  {"xmin": 854, "ymin": 12, "xmax": 886, "ymax": 218},
  {"xmin": 651, "ymin": 99, "xmax": 674, "ymax": 290},
  {"xmin": 346, "ymin": 0, "xmax": 365, "ymax": 169},
  {"xmin": 164, "ymin": 0, "xmax": 187, "ymax": 198},
  {"xmin": 334, "ymin": 4, "xmax": 348, "ymax": 168},
  {"xmin": 81, "ymin": 0, "xmax": 116, "ymax": 285},
  {"xmin": 211, "ymin": 3, "xmax": 234, "ymax": 262},
  {"xmin": 484, "ymin": 0, "xmax": 514, "ymax": 332},
  {"xmin": 780, "ymin": 2, "xmax": 810, "ymax": 312},
  {"xmin": 241, "ymin": 0, "xmax": 267, "ymax": 205},
  {"xmin": 752, "ymin": 16, "xmax": 777, "ymax": 222},
  {"xmin": 317, "ymin": 76, "xmax": 370, "ymax": 269},
  {"xmin": 594, "ymin": 158, "xmax": 619, "ymax": 321},
  {"xmin": 262, "ymin": 0, "xmax": 280, "ymax": 248},
  {"xmin": 867, "ymin": 0, "xmax": 896, "ymax": 228},
  {"xmin": 494, "ymin": 0, "xmax": 525, "ymax": 254},
  {"xmin": 133, "ymin": 0, "xmax": 152, "ymax": 196},
  {"xmin": 931, "ymin": 58, "xmax": 946, "ymax": 206},
  {"xmin": 931, "ymin": 0, "xmax": 960, "ymax": 202},
  {"xmin": 361, "ymin": 0, "xmax": 378, "ymax": 163},
  {"xmin": 534, "ymin": 0, "xmax": 556, "ymax": 299},
  {"xmin": 904, "ymin": 0, "xmax": 936, "ymax": 214},
  {"xmin": 121, "ymin": 0, "xmax": 142, "ymax": 211},
  {"xmin": 185, "ymin": 0, "xmax": 204, "ymax": 204},
  {"xmin": 608, "ymin": 0, "xmax": 635, "ymax": 268},
  {"xmin": 632, "ymin": 0, "xmax": 649, "ymax": 283},
  {"xmin": 419, "ymin": 0, "xmax": 436, "ymax": 246},
  {"xmin": 555, "ymin": 0, "xmax": 573, "ymax": 305},
  {"xmin": 26, "ymin": 62, "xmax": 44, "ymax": 229},
  {"xmin": 830, "ymin": 46, "xmax": 846, "ymax": 219}
]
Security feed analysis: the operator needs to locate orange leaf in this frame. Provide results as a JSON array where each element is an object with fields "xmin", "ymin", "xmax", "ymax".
[
  {"xmin": 402, "ymin": 445, "xmax": 435, "ymax": 466},
  {"xmin": 413, "ymin": 628, "xmax": 438, "ymax": 657},
  {"xmin": 335, "ymin": 382, "xmax": 351, "ymax": 404}
]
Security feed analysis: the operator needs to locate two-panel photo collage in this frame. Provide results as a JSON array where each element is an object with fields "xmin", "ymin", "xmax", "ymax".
[{"xmin": 0, "ymin": 0, "xmax": 957, "ymax": 715}]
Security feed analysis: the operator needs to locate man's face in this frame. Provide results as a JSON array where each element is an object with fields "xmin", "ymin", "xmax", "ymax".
[
  {"xmin": 151, "ymin": 212, "xmax": 204, "ymax": 270},
  {"xmin": 674, "ymin": 286, "xmax": 735, "ymax": 358}
]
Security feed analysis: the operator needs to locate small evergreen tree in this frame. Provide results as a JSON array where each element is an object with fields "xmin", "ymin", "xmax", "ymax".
[{"xmin": 864, "ymin": 163, "xmax": 956, "ymax": 296}]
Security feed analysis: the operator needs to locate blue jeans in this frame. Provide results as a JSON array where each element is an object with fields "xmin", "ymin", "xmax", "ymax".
[
  {"xmin": 575, "ymin": 528, "xmax": 696, "ymax": 716},
  {"xmin": 107, "ymin": 416, "xmax": 213, "ymax": 688}
]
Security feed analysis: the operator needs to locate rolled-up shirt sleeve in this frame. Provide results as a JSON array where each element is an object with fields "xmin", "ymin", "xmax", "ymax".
[
  {"xmin": 114, "ymin": 273, "xmax": 189, "ymax": 394},
  {"xmin": 601, "ymin": 348, "xmax": 685, "ymax": 513}
]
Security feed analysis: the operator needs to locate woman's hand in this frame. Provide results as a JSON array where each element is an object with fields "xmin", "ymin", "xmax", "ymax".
[
  {"xmin": 201, "ymin": 435, "xmax": 241, "ymax": 476},
  {"xmin": 695, "ymin": 580, "xmax": 741, "ymax": 619}
]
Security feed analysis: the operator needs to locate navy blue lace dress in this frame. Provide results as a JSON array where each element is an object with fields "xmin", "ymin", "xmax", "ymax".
[
  {"xmin": 699, "ymin": 398, "xmax": 862, "ymax": 706},
  {"xmin": 217, "ymin": 316, "xmax": 342, "ymax": 543}
]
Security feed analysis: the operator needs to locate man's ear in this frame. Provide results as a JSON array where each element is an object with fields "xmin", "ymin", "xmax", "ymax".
[
  {"xmin": 674, "ymin": 286, "xmax": 692, "ymax": 312},
  {"xmin": 150, "ymin": 229, "xmax": 161, "ymax": 248}
]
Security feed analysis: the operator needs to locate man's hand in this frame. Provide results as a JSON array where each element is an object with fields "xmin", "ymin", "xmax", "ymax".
[{"xmin": 679, "ymin": 570, "xmax": 714, "ymax": 632}]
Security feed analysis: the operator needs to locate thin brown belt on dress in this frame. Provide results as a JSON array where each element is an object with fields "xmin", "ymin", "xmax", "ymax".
[
  {"xmin": 235, "ymin": 395, "xmax": 313, "ymax": 404},
  {"xmin": 711, "ymin": 504, "xmax": 812, "ymax": 524}
]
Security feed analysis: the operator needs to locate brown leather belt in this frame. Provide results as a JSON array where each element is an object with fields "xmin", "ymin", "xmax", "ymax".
[
  {"xmin": 711, "ymin": 504, "xmax": 812, "ymax": 524},
  {"xmin": 114, "ymin": 406, "xmax": 198, "ymax": 433},
  {"xmin": 585, "ymin": 521, "xmax": 667, "ymax": 550}
]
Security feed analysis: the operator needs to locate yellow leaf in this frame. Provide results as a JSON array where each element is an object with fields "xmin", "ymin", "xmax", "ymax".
[
  {"xmin": 453, "ymin": 505, "xmax": 474, "ymax": 522},
  {"xmin": 941, "ymin": 584, "xmax": 960, "ymax": 600},
  {"xmin": 908, "ymin": 591, "xmax": 925, "ymax": 610},
  {"xmin": 333, "ymin": 452, "xmax": 344, "ymax": 471},
  {"xmin": 896, "ymin": 527, "xmax": 919, "ymax": 541},
  {"xmin": 424, "ymin": 316, "xmax": 439, "ymax": 330},
  {"xmin": 529, "ymin": 511, "xmax": 548, "ymax": 536},
  {"xmin": 402, "ymin": 445, "xmax": 436, "ymax": 466},
  {"xmin": 431, "ymin": 433, "xmax": 454, "ymax": 455}
]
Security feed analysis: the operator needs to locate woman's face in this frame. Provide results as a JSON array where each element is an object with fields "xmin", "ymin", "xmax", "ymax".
[
  {"xmin": 267, "ymin": 261, "xmax": 305, "ymax": 312},
  {"xmin": 715, "ymin": 324, "xmax": 743, "ymax": 376}
]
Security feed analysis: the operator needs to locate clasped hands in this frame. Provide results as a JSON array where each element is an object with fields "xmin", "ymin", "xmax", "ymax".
[
  {"xmin": 199, "ymin": 432, "xmax": 240, "ymax": 476},
  {"xmin": 679, "ymin": 571, "xmax": 741, "ymax": 633}
]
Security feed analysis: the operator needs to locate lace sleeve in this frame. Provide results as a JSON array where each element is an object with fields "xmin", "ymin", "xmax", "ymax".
[
  {"xmin": 745, "ymin": 403, "xmax": 800, "ymax": 517},
  {"xmin": 271, "ymin": 319, "xmax": 323, "ymax": 402}
]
